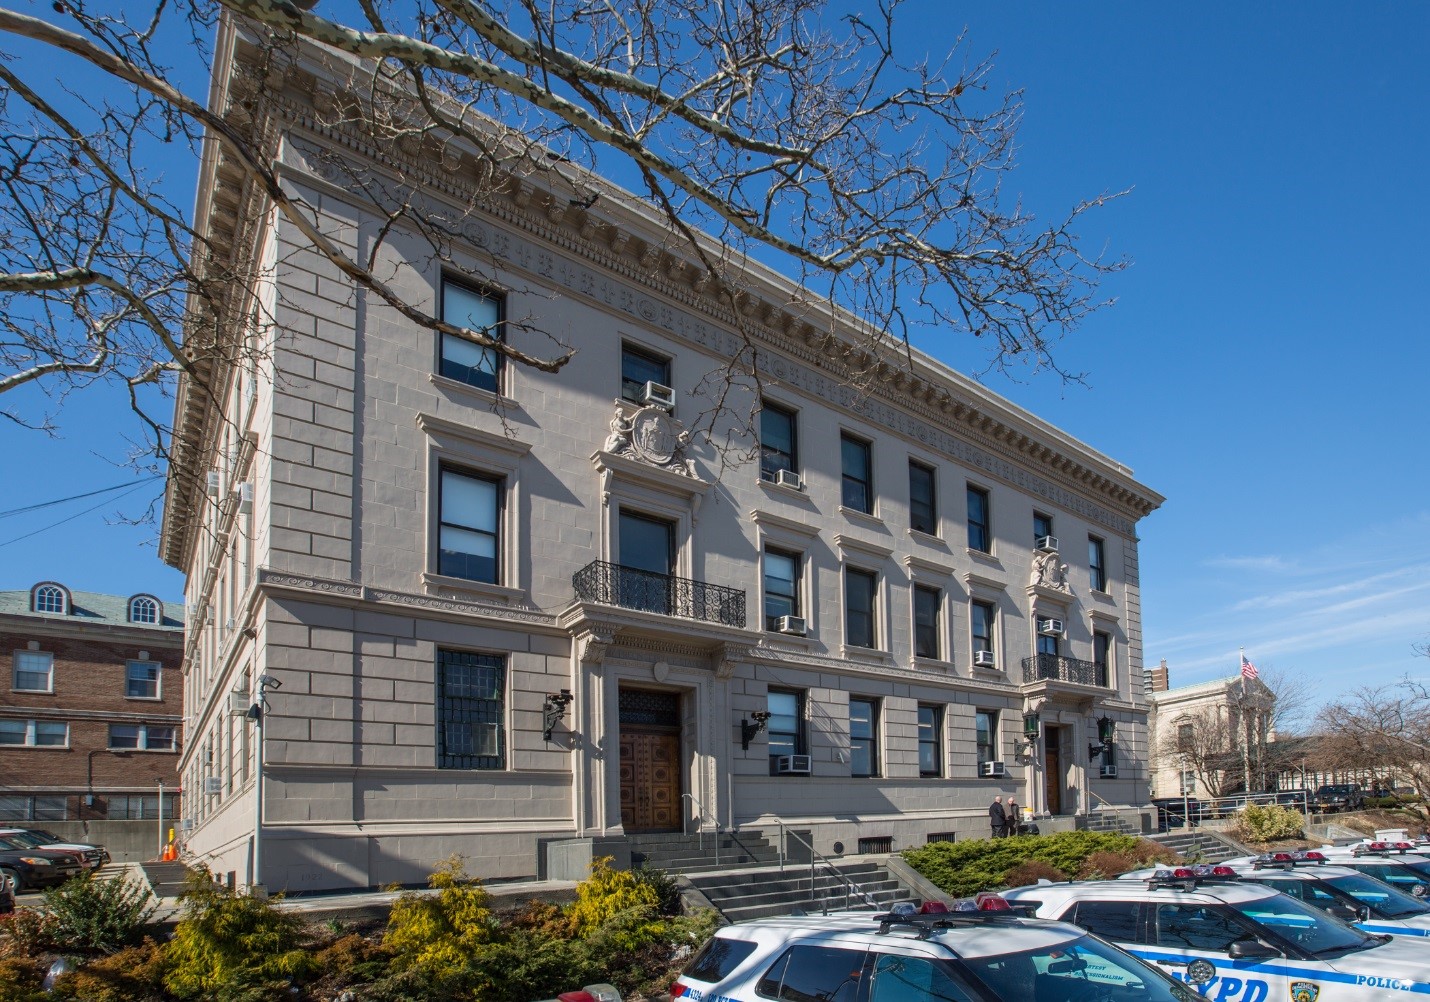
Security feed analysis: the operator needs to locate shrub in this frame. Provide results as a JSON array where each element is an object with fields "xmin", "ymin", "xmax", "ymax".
[
  {"xmin": 0, "ymin": 909, "xmax": 56, "ymax": 956},
  {"xmin": 312, "ymin": 932, "xmax": 392, "ymax": 987},
  {"xmin": 1077, "ymin": 851, "xmax": 1142, "ymax": 879},
  {"xmin": 163, "ymin": 869, "xmax": 315, "ymax": 1001},
  {"xmin": 902, "ymin": 831, "xmax": 1178, "ymax": 896},
  {"xmin": 1231, "ymin": 804, "xmax": 1305, "ymax": 843},
  {"xmin": 41, "ymin": 871, "xmax": 157, "ymax": 954},
  {"xmin": 1003, "ymin": 860, "xmax": 1066, "ymax": 887},
  {"xmin": 0, "ymin": 954, "xmax": 48, "ymax": 1002},
  {"xmin": 384, "ymin": 856, "xmax": 498, "ymax": 976},
  {"xmin": 568, "ymin": 857, "xmax": 664, "ymax": 951},
  {"xmin": 49, "ymin": 939, "xmax": 169, "ymax": 1002},
  {"xmin": 632, "ymin": 865, "xmax": 683, "ymax": 916}
]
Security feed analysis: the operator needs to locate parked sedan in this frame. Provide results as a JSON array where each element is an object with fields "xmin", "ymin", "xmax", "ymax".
[
  {"xmin": 0, "ymin": 870, "xmax": 15, "ymax": 913},
  {"xmin": 0, "ymin": 833, "xmax": 86, "ymax": 869},
  {"xmin": 0, "ymin": 845, "xmax": 84, "ymax": 892},
  {"xmin": 0, "ymin": 828, "xmax": 108, "ymax": 869}
]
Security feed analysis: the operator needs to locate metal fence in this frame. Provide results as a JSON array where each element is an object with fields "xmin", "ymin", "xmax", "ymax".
[{"xmin": 573, "ymin": 560, "xmax": 746, "ymax": 627}]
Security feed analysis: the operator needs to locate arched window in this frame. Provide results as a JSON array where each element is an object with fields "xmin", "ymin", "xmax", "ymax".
[
  {"xmin": 129, "ymin": 595, "xmax": 160, "ymax": 624},
  {"xmin": 32, "ymin": 583, "xmax": 68, "ymax": 615}
]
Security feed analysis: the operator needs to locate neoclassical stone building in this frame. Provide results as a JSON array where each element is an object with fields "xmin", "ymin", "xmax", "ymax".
[
  {"xmin": 162, "ymin": 21, "xmax": 1163, "ymax": 892},
  {"xmin": 1148, "ymin": 673, "xmax": 1276, "ymax": 800}
]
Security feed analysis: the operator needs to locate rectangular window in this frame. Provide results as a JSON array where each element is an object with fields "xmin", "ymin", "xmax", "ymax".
[
  {"xmin": 439, "ymin": 278, "xmax": 502, "ymax": 393},
  {"xmin": 621, "ymin": 344, "xmax": 671, "ymax": 404},
  {"xmin": 437, "ymin": 649, "xmax": 506, "ymax": 770},
  {"xmin": 971, "ymin": 600, "xmax": 995, "ymax": 655},
  {"xmin": 438, "ymin": 466, "xmax": 501, "ymax": 583},
  {"xmin": 844, "ymin": 567, "xmax": 878, "ymax": 649},
  {"xmin": 34, "ymin": 721, "xmax": 68, "ymax": 747},
  {"xmin": 12, "ymin": 650, "xmax": 53, "ymax": 692},
  {"xmin": 967, "ymin": 485, "xmax": 991, "ymax": 552},
  {"xmin": 1093, "ymin": 631, "xmax": 1112, "ymax": 687},
  {"xmin": 908, "ymin": 460, "xmax": 937, "ymax": 535},
  {"xmin": 0, "ymin": 720, "xmax": 27, "ymax": 745},
  {"xmin": 107, "ymin": 794, "xmax": 179, "ymax": 821},
  {"xmin": 126, "ymin": 660, "xmax": 161, "ymax": 699},
  {"xmin": 107, "ymin": 724, "xmax": 172, "ymax": 751},
  {"xmin": 849, "ymin": 697, "xmax": 879, "ymax": 777},
  {"xmin": 975, "ymin": 710, "xmax": 998, "ymax": 764},
  {"xmin": 840, "ymin": 434, "xmax": 873, "ymax": 514},
  {"xmin": 913, "ymin": 585, "xmax": 941, "ymax": 659},
  {"xmin": 760, "ymin": 402, "xmax": 798, "ymax": 481},
  {"xmin": 1177, "ymin": 722, "xmax": 1195, "ymax": 752},
  {"xmin": 767, "ymin": 689, "xmax": 805, "ymax": 772},
  {"xmin": 1089, "ymin": 536, "xmax": 1107, "ymax": 592},
  {"xmin": 1037, "ymin": 632, "xmax": 1060, "ymax": 656},
  {"xmin": 918, "ymin": 704, "xmax": 943, "ymax": 778},
  {"xmin": 1034, "ymin": 512, "xmax": 1053, "ymax": 543},
  {"xmin": 763, "ymin": 548, "xmax": 801, "ymax": 631}
]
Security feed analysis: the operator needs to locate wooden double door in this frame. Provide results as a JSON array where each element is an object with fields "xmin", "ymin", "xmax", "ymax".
[{"xmin": 619, "ymin": 729, "xmax": 682, "ymax": 831}]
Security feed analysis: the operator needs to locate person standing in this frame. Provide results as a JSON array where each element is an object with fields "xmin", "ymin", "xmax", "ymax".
[
  {"xmin": 1007, "ymin": 797, "xmax": 1021, "ymax": 835},
  {"xmin": 989, "ymin": 796, "xmax": 1007, "ymax": 838}
]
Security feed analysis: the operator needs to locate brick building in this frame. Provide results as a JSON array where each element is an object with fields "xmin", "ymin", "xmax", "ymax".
[{"xmin": 0, "ymin": 583, "xmax": 184, "ymax": 831}]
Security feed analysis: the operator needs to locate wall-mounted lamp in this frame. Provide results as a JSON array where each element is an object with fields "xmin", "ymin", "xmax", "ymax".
[
  {"xmin": 543, "ymin": 689, "xmax": 574, "ymax": 742},
  {"xmin": 1022, "ymin": 712, "xmax": 1041, "ymax": 745},
  {"xmin": 741, "ymin": 710, "xmax": 773, "ymax": 751},
  {"xmin": 1088, "ymin": 714, "xmax": 1116, "ymax": 760}
]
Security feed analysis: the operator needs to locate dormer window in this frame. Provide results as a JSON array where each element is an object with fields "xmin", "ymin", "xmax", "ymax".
[
  {"xmin": 31, "ymin": 583, "xmax": 68, "ymax": 615},
  {"xmin": 129, "ymin": 595, "xmax": 160, "ymax": 624}
]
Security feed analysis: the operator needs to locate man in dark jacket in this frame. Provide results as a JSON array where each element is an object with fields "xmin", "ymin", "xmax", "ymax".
[{"xmin": 989, "ymin": 796, "xmax": 1007, "ymax": 838}]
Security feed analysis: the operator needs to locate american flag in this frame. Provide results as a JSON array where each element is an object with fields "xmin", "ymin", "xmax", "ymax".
[{"xmin": 1240, "ymin": 654, "xmax": 1259, "ymax": 680}]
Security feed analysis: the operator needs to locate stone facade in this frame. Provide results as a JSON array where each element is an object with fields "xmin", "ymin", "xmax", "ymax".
[
  {"xmin": 1148, "ymin": 674, "xmax": 1276, "ymax": 800},
  {"xmin": 161, "ymin": 23, "xmax": 1164, "ymax": 892}
]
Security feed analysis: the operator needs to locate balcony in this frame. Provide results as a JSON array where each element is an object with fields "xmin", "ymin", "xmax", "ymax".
[
  {"xmin": 1022, "ymin": 653, "xmax": 1109, "ymax": 688},
  {"xmin": 572, "ymin": 560, "xmax": 746, "ymax": 629}
]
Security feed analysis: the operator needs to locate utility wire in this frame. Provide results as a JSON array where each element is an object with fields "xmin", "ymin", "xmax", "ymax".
[
  {"xmin": 0, "ymin": 476, "xmax": 163, "ymax": 521},
  {"xmin": 0, "ymin": 481, "xmax": 154, "ymax": 549}
]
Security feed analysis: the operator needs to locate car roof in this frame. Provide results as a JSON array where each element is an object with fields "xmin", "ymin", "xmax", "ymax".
[
  {"xmin": 1006, "ymin": 878, "xmax": 1283, "ymax": 906},
  {"xmin": 717, "ymin": 912, "xmax": 1088, "ymax": 958},
  {"xmin": 1219, "ymin": 859, "xmax": 1370, "ymax": 879}
]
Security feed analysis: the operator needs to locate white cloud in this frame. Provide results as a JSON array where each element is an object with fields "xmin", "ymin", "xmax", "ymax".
[{"xmin": 1203, "ymin": 555, "xmax": 1296, "ymax": 573}]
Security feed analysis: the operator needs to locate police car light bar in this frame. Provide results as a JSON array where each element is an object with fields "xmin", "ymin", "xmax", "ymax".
[
  {"xmin": 877, "ymin": 896, "xmax": 1019, "ymax": 935},
  {"xmin": 1352, "ymin": 841, "xmax": 1416, "ymax": 856},
  {"xmin": 1251, "ymin": 850, "xmax": 1326, "ymax": 870},
  {"xmin": 1147, "ymin": 865, "xmax": 1239, "ymax": 889}
]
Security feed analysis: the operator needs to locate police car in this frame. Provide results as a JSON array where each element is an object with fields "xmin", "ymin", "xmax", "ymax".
[
  {"xmin": 1214, "ymin": 851, "xmax": 1430, "ymax": 938},
  {"xmin": 1001, "ymin": 866, "xmax": 1430, "ymax": 1002},
  {"xmin": 1311, "ymin": 843, "xmax": 1430, "ymax": 898},
  {"xmin": 670, "ymin": 897, "xmax": 1204, "ymax": 1002}
]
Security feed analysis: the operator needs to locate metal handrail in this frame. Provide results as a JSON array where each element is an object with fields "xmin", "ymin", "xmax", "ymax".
[
  {"xmin": 682, "ymin": 792, "xmax": 720, "ymax": 866},
  {"xmin": 776, "ymin": 822, "xmax": 883, "ymax": 913},
  {"xmin": 572, "ymin": 560, "xmax": 747, "ymax": 627},
  {"xmin": 1021, "ymin": 653, "xmax": 1109, "ymax": 687}
]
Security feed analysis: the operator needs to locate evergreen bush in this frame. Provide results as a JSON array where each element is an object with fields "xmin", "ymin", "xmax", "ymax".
[
  {"xmin": 384, "ymin": 856, "xmax": 498, "ymax": 976},
  {"xmin": 49, "ymin": 939, "xmax": 169, "ymax": 1002},
  {"xmin": 902, "ymin": 831, "xmax": 1178, "ymax": 896},
  {"xmin": 1230, "ymin": 803, "xmax": 1304, "ymax": 843},
  {"xmin": 41, "ymin": 871, "xmax": 157, "ymax": 954}
]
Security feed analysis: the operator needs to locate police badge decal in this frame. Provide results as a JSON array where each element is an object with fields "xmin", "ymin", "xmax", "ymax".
[{"xmin": 1291, "ymin": 981, "xmax": 1321, "ymax": 1002}]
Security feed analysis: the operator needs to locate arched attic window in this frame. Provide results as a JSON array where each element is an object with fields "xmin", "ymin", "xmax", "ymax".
[
  {"xmin": 31, "ymin": 582, "xmax": 69, "ymax": 614},
  {"xmin": 129, "ymin": 595, "xmax": 160, "ymax": 624}
]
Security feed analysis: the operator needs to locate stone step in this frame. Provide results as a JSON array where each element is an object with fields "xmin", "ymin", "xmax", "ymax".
[
  {"xmin": 686, "ymin": 861, "xmax": 913, "ymax": 923},
  {"xmin": 718, "ymin": 887, "xmax": 911, "ymax": 924},
  {"xmin": 696, "ymin": 877, "xmax": 904, "ymax": 906}
]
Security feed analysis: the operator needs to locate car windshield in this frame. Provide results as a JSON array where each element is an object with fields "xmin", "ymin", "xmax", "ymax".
[
  {"xmin": 960, "ymin": 933, "xmax": 1199, "ymax": 1002},
  {"xmin": 1, "ymin": 832, "xmax": 45, "ymax": 848},
  {"xmin": 1324, "ymin": 873, "xmax": 1430, "ymax": 918},
  {"xmin": 1234, "ymin": 894, "xmax": 1378, "ymax": 957}
]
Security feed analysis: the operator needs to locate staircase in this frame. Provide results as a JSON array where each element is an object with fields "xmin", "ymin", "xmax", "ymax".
[
  {"xmin": 687, "ymin": 860, "xmax": 913, "ymax": 923},
  {"xmin": 627, "ymin": 830, "xmax": 782, "ymax": 873},
  {"xmin": 1083, "ymin": 813, "xmax": 1141, "ymax": 835},
  {"xmin": 137, "ymin": 860, "xmax": 191, "ymax": 899},
  {"xmin": 1147, "ymin": 829, "xmax": 1248, "ymax": 863}
]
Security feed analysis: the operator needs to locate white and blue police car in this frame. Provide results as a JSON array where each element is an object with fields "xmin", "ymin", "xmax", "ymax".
[
  {"xmin": 670, "ymin": 896, "xmax": 1206, "ymax": 1002},
  {"xmin": 1313, "ymin": 843, "xmax": 1430, "ymax": 898},
  {"xmin": 1214, "ymin": 851, "xmax": 1430, "ymax": 938},
  {"xmin": 1001, "ymin": 865, "xmax": 1430, "ymax": 1002}
]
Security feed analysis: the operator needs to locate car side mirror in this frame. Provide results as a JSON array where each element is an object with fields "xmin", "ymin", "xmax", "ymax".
[{"xmin": 1228, "ymin": 940, "xmax": 1277, "ymax": 960}]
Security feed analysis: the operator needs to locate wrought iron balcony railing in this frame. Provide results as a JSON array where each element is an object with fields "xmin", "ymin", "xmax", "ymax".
[
  {"xmin": 573, "ymin": 560, "xmax": 746, "ymax": 629},
  {"xmin": 1022, "ymin": 653, "xmax": 1109, "ymax": 688}
]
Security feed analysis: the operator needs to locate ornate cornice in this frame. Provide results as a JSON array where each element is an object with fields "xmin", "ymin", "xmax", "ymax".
[{"xmin": 255, "ymin": 568, "xmax": 558, "ymax": 628}]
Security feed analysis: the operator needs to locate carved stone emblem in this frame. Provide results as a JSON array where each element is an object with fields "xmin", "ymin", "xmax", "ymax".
[
  {"xmin": 603, "ymin": 401, "xmax": 696, "ymax": 478},
  {"xmin": 1031, "ymin": 550, "xmax": 1070, "ymax": 592}
]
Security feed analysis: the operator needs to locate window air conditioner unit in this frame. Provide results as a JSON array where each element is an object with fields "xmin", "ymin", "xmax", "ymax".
[
  {"xmin": 224, "ymin": 618, "xmax": 237, "ymax": 631},
  {"xmin": 1099, "ymin": 764, "xmax": 1119, "ymax": 779},
  {"xmin": 1038, "ymin": 618, "xmax": 1065, "ymax": 636},
  {"xmin": 180, "ymin": 817, "xmax": 194, "ymax": 831},
  {"xmin": 777, "ymin": 615, "xmax": 807, "ymax": 636},
  {"xmin": 973, "ymin": 650, "xmax": 997, "ymax": 668},
  {"xmin": 237, "ymin": 482, "xmax": 254, "ymax": 514},
  {"xmin": 205, "ymin": 470, "xmax": 221, "ymax": 496},
  {"xmin": 775, "ymin": 468, "xmax": 805, "ymax": 491},
  {"xmin": 1035, "ymin": 535, "xmax": 1060, "ymax": 553},
  {"xmin": 203, "ymin": 777, "xmax": 222, "ymax": 795},
  {"xmin": 980, "ymin": 760, "xmax": 1007, "ymax": 778},
  {"xmin": 775, "ymin": 754, "xmax": 812, "ymax": 775},
  {"xmin": 641, "ymin": 380, "xmax": 675, "ymax": 410},
  {"xmin": 227, "ymin": 692, "xmax": 252, "ymax": 716}
]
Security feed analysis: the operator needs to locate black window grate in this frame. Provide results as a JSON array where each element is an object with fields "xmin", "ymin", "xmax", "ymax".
[
  {"xmin": 857, "ymin": 835, "xmax": 894, "ymax": 854},
  {"xmin": 926, "ymin": 832, "xmax": 958, "ymax": 844},
  {"xmin": 437, "ymin": 649, "xmax": 506, "ymax": 769}
]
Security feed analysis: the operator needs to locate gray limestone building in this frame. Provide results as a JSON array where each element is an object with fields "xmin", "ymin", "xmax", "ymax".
[{"xmin": 162, "ymin": 21, "xmax": 1164, "ymax": 892}]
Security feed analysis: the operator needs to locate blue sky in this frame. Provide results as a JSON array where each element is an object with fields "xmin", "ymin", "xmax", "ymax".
[{"xmin": 2, "ymin": 2, "xmax": 1427, "ymax": 719}]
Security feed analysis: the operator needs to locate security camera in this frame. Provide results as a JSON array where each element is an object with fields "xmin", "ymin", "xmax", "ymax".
[{"xmin": 256, "ymin": 674, "xmax": 282, "ymax": 689}]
